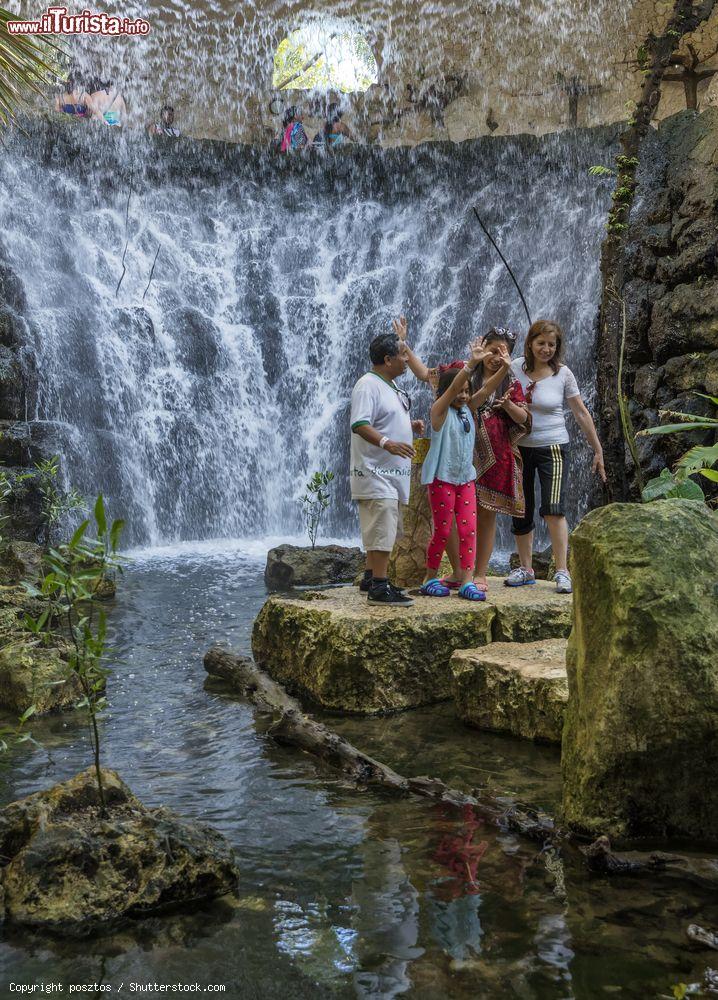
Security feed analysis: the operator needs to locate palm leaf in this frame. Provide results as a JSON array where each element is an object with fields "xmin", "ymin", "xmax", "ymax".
[
  {"xmin": 638, "ymin": 421, "xmax": 718, "ymax": 436},
  {"xmin": 675, "ymin": 444, "xmax": 718, "ymax": 475},
  {"xmin": 0, "ymin": 7, "xmax": 63, "ymax": 125}
]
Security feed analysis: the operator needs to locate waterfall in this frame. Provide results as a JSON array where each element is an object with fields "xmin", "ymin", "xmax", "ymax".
[{"xmin": 0, "ymin": 125, "xmax": 616, "ymax": 547}]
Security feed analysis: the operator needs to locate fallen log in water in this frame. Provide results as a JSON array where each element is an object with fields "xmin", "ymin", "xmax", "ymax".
[
  {"xmin": 204, "ymin": 646, "xmax": 718, "ymax": 889},
  {"xmin": 203, "ymin": 645, "xmax": 555, "ymax": 836},
  {"xmin": 580, "ymin": 835, "xmax": 718, "ymax": 891}
]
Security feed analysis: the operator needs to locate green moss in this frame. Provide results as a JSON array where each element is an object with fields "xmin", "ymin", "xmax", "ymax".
[{"xmin": 562, "ymin": 500, "xmax": 718, "ymax": 842}]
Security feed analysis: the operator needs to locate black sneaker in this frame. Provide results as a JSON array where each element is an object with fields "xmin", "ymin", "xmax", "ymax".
[
  {"xmin": 359, "ymin": 574, "xmax": 373, "ymax": 592},
  {"xmin": 367, "ymin": 581, "xmax": 414, "ymax": 606}
]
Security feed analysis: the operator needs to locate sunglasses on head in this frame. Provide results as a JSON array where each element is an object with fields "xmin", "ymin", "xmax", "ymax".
[{"xmin": 457, "ymin": 409, "xmax": 471, "ymax": 433}]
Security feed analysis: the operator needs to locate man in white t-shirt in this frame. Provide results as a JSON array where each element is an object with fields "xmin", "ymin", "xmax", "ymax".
[{"xmin": 350, "ymin": 332, "xmax": 424, "ymax": 606}]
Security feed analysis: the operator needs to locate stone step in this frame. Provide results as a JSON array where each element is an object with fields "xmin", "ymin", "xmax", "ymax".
[
  {"xmin": 451, "ymin": 638, "xmax": 569, "ymax": 744},
  {"xmin": 251, "ymin": 583, "xmax": 571, "ymax": 715}
]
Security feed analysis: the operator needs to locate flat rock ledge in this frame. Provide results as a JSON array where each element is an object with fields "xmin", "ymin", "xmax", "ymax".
[
  {"xmin": 451, "ymin": 638, "xmax": 569, "ymax": 744},
  {"xmin": 251, "ymin": 583, "xmax": 571, "ymax": 714},
  {"xmin": 0, "ymin": 767, "xmax": 239, "ymax": 937}
]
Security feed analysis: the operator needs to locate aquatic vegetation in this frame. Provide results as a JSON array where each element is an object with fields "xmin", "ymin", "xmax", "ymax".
[{"xmin": 23, "ymin": 495, "xmax": 124, "ymax": 814}]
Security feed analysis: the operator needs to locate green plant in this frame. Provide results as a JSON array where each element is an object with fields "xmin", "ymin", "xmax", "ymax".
[
  {"xmin": 638, "ymin": 393, "xmax": 718, "ymax": 503},
  {"xmin": 0, "ymin": 704, "xmax": 36, "ymax": 755},
  {"xmin": 589, "ymin": 165, "xmax": 615, "ymax": 177},
  {"xmin": 33, "ymin": 456, "xmax": 86, "ymax": 547},
  {"xmin": 300, "ymin": 470, "xmax": 335, "ymax": 550},
  {"xmin": 0, "ymin": 465, "xmax": 33, "ymax": 544},
  {"xmin": 24, "ymin": 495, "xmax": 124, "ymax": 814}
]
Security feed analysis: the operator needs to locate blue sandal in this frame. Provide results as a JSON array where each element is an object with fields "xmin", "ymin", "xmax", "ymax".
[
  {"xmin": 458, "ymin": 582, "xmax": 486, "ymax": 602},
  {"xmin": 420, "ymin": 578, "xmax": 451, "ymax": 597}
]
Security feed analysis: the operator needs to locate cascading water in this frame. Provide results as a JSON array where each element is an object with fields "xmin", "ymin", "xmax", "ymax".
[{"xmin": 0, "ymin": 125, "xmax": 615, "ymax": 546}]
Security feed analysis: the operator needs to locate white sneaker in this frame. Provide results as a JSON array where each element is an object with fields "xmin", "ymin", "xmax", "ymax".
[
  {"xmin": 554, "ymin": 571, "xmax": 572, "ymax": 594},
  {"xmin": 504, "ymin": 566, "xmax": 536, "ymax": 587}
]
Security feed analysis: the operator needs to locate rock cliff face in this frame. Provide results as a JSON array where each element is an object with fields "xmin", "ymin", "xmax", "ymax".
[
  {"xmin": 606, "ymin": 109, "xmax": 718, "ymax": 491},
  {"xmin": 562, "ymin": 500, "xmax": 718, "ymax": 842}
]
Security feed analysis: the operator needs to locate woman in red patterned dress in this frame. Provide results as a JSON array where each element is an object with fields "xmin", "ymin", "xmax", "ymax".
[{"xmin": 469, "ymin": 329, "xmax": 530, "ymax": 591}]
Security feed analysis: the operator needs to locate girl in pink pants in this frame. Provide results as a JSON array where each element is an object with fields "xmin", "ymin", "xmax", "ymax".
[{"xmin": 420, "ymin": 339, "xmax": 511, "ymax": 600}]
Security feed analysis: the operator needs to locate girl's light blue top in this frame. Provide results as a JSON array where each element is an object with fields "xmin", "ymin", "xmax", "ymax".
[{"xmin": 420, "ymin": 406, "xmax": 476, "ymax": 486}]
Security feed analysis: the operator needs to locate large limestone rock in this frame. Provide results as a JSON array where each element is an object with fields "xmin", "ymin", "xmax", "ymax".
[
  {"xmin": 264, "ymin": 543, "xmax": 363, "ymax": 590},
  {"xmin": 451, "ymin": 638, "xmax": 568, "ymax": 744},
  {"xmin": 0, "ymin": 767, "xmax": 239, "ymax": 936},
  {"xmin": 562, "ymin": 500, "xmax": 718, "ymax": 842},
  {"xmin": 251, "ymin": 583, "xmax": 571, "ymax": 714}
]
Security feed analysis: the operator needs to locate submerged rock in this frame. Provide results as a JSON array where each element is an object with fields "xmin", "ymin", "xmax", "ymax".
[
  {"xmin": 252, "ymin": 583, "xmax": 570, "ymax": 714},
  {"xmin": 264, "ymin": 543, "xmax": 364, "ymax": 590},
  {"xmin": 451, "ymin": 638, "xmax": 568, "ymax": 744},
  {"xmin": 562, "ymin": 500, "xmax": 718, "ymax": 842},
  {"xmin": 0, "ymin": 767, "xmax": 239, "ymax": 936}
]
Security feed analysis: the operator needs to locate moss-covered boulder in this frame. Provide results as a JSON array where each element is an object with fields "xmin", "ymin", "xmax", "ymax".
[
  {"xmin": 0, "ymin": 767, "xmax": 239, "ymax": 936},
  {"xmin": 562, "ymin": 500, "xmax": 718, "ymax": 842},
  {"xmin": 251, "ymin": 583, "xmax": 571, "ymax": 714},
  {"xmin": 0, "ymin": 540, "xmax": 43, "ymax": 586},
  {"xmin": 0, "ymin": 585, "xmax": 80, "ymax": 714},
  {"xmin": 451, "ymin": 638, "xmax": 568, "ymax": 744},
  {"xmin": 0, "ymin": 627, "xmax": 79, "ymax": 715}
]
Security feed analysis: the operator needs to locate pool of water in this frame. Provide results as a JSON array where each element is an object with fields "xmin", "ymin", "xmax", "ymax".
[{"xmin": 1, "ymin": 542, "xmax": 716, "ymax": 999}]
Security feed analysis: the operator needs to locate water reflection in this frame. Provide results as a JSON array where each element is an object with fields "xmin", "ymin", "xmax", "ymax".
[{"xmin": 1, "ymin": 549, "xmax": 717, "ymax": 998}]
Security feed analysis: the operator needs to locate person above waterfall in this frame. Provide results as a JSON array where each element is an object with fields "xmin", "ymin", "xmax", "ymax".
[
  {"xmin": 419, "ymin": 338, "xmax": 513, "ymax": 602},
  {"xmin": 350, "ymin": 331, "xmax": 424, "ymax": 606},
  {"xmin": 147, "ymin": 105, "xmax": 181, "ymax": 137},
  {"xmin": 313, "ymin": 102, "xmax": 353, "ymax": 147},
  {"xmin": 280, "ymin": 106, "xmax": 309, "ymax": 153},
  {"xmin": 88, "ymin": 79, "xmax": 127, "ymax": 127},
  {"xmin": 507, "ymin": 319, "xmax": 606, "ymax": 594},
  {"xmin": 54, "ymin": 74, "xmax": 91, "ymax": 118}
]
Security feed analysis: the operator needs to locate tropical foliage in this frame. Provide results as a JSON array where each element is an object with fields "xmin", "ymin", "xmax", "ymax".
[
  {"xmin": 638, "ymin": 393, "xmax": 718, "ymax": 503},
  {"xmin": 0, "ymin": 5, "xmax": 61, "ymax": 125}
]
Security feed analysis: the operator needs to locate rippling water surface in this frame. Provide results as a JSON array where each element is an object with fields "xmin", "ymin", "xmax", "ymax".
[{"xmin": 1, "ymin": 545, "xmax": 716, "ymax": 998}]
